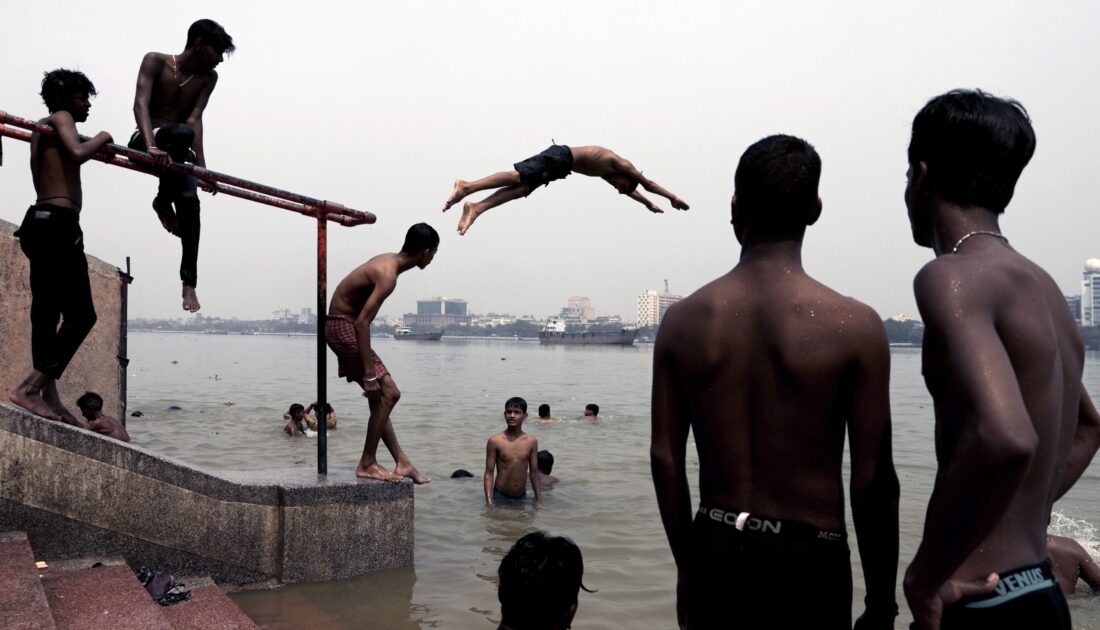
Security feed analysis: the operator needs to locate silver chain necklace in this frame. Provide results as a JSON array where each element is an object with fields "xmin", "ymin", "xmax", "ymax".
[{"xmin": 951, "ymin": 230, "xmax": 1008, "ymax": 254}]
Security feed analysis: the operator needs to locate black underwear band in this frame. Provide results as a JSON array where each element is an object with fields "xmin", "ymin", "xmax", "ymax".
[
  {"xmin": 960, "ymin": 560, "xmax": 1056, "ymax": 609},
  {"xmin": 696, "ymin": 505, "xmax": 847, "ymax": 543}
]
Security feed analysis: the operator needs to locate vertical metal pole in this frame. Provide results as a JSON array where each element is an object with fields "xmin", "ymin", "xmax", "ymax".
[{"xmin": 317, "ymin": 206, "xmax": 328, "ymax": 474}]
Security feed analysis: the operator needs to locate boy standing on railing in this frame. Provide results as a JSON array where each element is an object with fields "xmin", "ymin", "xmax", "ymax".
[
  {"xmin": 8, "ymin": 69, "xmax": 113, "ymax": 426},
  {"xmin": 130, "ymin": 19, "xmax": 235, "ymax": 313}
]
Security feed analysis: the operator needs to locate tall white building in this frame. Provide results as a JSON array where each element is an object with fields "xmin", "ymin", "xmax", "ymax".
[
  {"xmin": 637, "ymin": 289, "xmax": 683, "ymax": 326},
  {"xmin": 1083, "ymin": 259, "xmax": 1100, "ymax": 326}
]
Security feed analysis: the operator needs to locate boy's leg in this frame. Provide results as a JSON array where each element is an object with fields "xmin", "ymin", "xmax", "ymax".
[
  {"xmin": 128, "ymin": 131, "xmax": 178, "ymax": 234},
  {"xmin": 8, "ymin": 370, "xmax": 60, "ymax": 421},
  {"xmin": 625, "ymin": 189, "xmax": 665, "ymax": 214},
  {"xmin": 376, "ymin": 395, "xmax": 430, "ymax": 484},
  {"xmin": 443, "ymin": 171, "xmax": 523, "ymax": 211},
  {"xmin": 357, "ymin": 375, "xmax": 404, "ymax": 481},
  {"xmin": 42, "ymin": 247, "xmax": 96, "ymax": 425},
  {"xmin": 175, "ymin": 197, "xmax": 202, "ymax": 312},
  {"xmin": 636, "ymin": 174, "xmax": 690, "ymax": 210},
  {"xmin": 458, "ymin": 184, "xmax": 530, "ymax": 235}
]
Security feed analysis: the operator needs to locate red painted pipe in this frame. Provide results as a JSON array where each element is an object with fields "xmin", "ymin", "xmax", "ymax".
[{"xmin": 1, "ymin": 111, "xmax": 376, "ymax": 224}]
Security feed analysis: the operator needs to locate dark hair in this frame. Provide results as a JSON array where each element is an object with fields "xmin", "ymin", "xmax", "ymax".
[
  {"xmin": 40, "ymin": 69, "xmax": 97, "ymax": 113},
  {"xmin": 498, "ymin": 531, "xmax": 589, "ymax": 630},
  {"xmin": 400, "ymin": 223, "xmax": 440, "ymax": 255},
  {"xmin": 505, "ymin": 397, "xmax": 528, "ymax": 413},
  {"xmin": 538, "ymin": 450, "xmax": 554, "ymax": 474},
  {"xmin": 76, "ymin": 391, "xmax": 103, "ymax": 411},
  {"xmin": 734, "ymin": 134, "xmax": 821, "ymax": 239},
  {"xmin": 538, "ymin": 404, "xmax": 551, "ymax": 418},
  {"xmin": 288, "ymin": 403, "xmax": 305, "ymax": 415},
  {"xmin": 584, "ymin": 404, "xmax": 599, "ymax": 416},
  {"xmin": 451, "ymin": 469, "xmax": 474, "ymax": 478},
  {"xmin": 311, "ymin": 402, "xmax": 334, "ymax": 415},
  {"xmin": 908, "ymin": 89, "xmax": 1035, "ymax": 213},
  {"xmin": 186, "ymin": 19, "xmax": 235, "ymax": 54}
]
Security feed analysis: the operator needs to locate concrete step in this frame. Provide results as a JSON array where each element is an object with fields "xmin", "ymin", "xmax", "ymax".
[
  {"xmin": 160, "ymin": 584, "xmax": 260, "ymax": 630},
  {"xmin": 0, "ymin": 531, "xmax": 57, "ymax": 630},
  {"xmin": 41, "ymin": 563, "xmax": 172, "ymax": 630}
]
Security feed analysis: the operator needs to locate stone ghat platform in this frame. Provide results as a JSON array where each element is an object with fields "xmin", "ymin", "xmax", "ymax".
[{"xmin": 0, "ymin": 402, "xmax": 413, "ymax": 586}]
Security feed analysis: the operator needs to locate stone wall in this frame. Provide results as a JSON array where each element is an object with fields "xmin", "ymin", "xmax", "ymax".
[
  {"xmin": 0, "ymin": 217, "xmax": 129, "ymax": 419},
  {"xmin": 0, "ymin": 403, "xmax": 414, "ymax": 584}
]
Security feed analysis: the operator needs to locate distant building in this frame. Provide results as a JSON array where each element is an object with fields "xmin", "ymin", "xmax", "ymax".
[
  {"xmin": 564, "ymin": 296, "xmax": 595, "ymax": 322},
  {"xmin": 890, "ymin": 313, "xmax": 917, "ymax": 323},
  {"xmin": 404, "ymin": 297, "xmax": 471, "ymax": 328},
  {"xmin": 1083, "ymin": 260, "xmax": 1100, "ymax": 326},
  {"xmin": 297, "ymin": 308, "xmax": 315, "ymax": 325},
  {"xmin": 1065, "ymin": 295, "xmax": 1082, "ymax": 326},
  {"xmin": 637, "ymin": 288, "xmax": 683, "ymax": 327}
]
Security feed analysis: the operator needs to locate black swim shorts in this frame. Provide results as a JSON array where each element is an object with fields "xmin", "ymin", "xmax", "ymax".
[
  {"xmin": 686, "ymin": 507, "xmax": 853, "ymax": 629},
  {"xmin": 935, "ymin": 559, "xmax": 1071, "ymax": 630},
  {"xmin": 513, "ymin": 144, "xmax": 573, "ymax": 196}
]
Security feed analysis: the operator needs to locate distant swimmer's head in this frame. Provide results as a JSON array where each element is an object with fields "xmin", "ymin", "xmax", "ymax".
[
  {"xmin": 41, "ymin": 69, "xmax": 97, "ymax": 121},
  {"xmin": 584, "ymin": 403, "xmax": 599, "ymax": 417},
  {"xmin": 538, "ymin": 450, "xmax": 555, "ymax": 474},
  {"xmin": 76, "ymin": 391, "xmax": 104, "ymax": 421},
  {"xmin": 906, "ymin": 89, "xmax": 1036, "ymax": 247},
  {"xmin": 538, "ymin": 403, "xmax": 551, "ymax": 419},
  {"xmin": 451, "ymin": 469, "xmax": 474, "ymax": 478},
  {"xmin": 731, "ymin": 134, "xmax": 822, "ymax": 245},
  {"xmin": 288, "ymin": 403, "xmax": 305, "ymax": 420},
  {"xmin": 186, "ymin": 19, "xmax": 236, "ymax": 70},
  {"xmin": 602, "ymin": 173, "xmax": 639, "ymax": 195},
  {"xmin": 505, "ymin": 397, "xmax": 528, "ymax": 428},
  {"xmin": 498, "ymin": 531, "xmax": 591, "ymax": 630},
  {"xmin": 402, "ymin": 223, "xmax": 440, "ymax": 269}
]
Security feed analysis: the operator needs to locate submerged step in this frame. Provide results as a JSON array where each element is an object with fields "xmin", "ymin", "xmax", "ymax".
[{"xmin": 160, "ymin": 585, "xmax": 260, "ymax": 630}]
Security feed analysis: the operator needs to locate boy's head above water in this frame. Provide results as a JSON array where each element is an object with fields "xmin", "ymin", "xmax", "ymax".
[
  {"xmin": 505, "ymin": 397, "xmax": 528, "ymax": 428},
  {"xmin": 287, "ymin": 403, "xmax": 305, "ymax": 420}
]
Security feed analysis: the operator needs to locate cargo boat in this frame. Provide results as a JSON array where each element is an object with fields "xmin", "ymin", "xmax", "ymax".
[
  {"xmin": 393, "ymin": 326, "xmax": 443, "ymax": 341},
  {"xmin": 537, "ymin": 319, "xmax": 636, "ymax": 346}
]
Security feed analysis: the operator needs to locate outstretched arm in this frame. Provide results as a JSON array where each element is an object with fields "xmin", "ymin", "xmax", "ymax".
[
  {"xmin": 848, "ymin": 316, "xmax": 900, "ymax": 629},
  {"xmin": 624, "ymin": 189, "xmax": 664, "ymax": 214},
  {"xmin": 50, "ymin": 112, "xmax": 112, "ymax": 163},
  {"xmin": 1056, "ymin": 387, "xmax": 1100, "ymax": 499},
  {"xmin": 637, "ymin": 176, "xmax": 690, "ymax": 210},
  {"xmin": 1081, "ymin": 547, "xmax": 1100, "ymax": 592},
  {"xmin": 133, "ymin": 53, "xmax": 170, "ymax": 167}
]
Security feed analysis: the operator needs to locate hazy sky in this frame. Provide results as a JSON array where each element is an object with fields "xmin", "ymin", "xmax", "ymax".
[{"xmin": 3, "ymin": 1, "xmax": 1099, "ymax": 321}]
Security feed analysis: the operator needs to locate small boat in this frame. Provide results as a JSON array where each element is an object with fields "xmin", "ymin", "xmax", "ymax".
[{"xmin": 393, "ymin": 326, "xmax": 444, "ymax": 341}]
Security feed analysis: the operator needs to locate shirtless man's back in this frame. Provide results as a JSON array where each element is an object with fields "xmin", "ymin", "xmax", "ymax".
[
  {"xmin": 902, "ymin": 90, "xmax": 1100, "ymax": 630},
  {"xmin": 652, "ymin": 135, "xmax": 899, "ymax": 629}
]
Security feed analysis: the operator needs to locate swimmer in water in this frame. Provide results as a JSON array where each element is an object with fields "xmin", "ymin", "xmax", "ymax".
[{"xmin": 1047, "ymin": 535, "xmax": 1100, "ymax": 594}]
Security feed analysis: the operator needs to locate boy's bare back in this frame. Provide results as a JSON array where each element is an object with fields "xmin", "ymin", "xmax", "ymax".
[
  {"xmin": 89, "ymin": 415, "xmax": 131, "ymax": 443},
  {"xmin": 658, "ymin": 264, "xmax": 885, "ymax": 530},
  {"xmin": 329, "ymin": 253, "xmax": 400, "ymax": 318}
]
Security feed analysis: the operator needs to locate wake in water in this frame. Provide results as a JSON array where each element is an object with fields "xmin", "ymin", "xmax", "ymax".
[{"xmin": 1049, "ymin": 511, "xmax": 1100, "ymax": 560}]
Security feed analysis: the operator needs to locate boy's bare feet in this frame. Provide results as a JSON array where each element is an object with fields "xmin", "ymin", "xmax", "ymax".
[
  {"xmin": 356, "ymin": 462, "xmax": 403, "ymax": 482},
  {"xmin": 43, "ymin": 380, "xmax": 84, "ymax": 427},
  {"xmin": 9, "ymin": 386, "xmax": 62, "ymax": 422},
  {"xmin": 182, "ymin": 284, "xmax": 201, "ymax": 313},
  {"xmin": 394, "ymin": 461, "xmax": 430, "ymax": 485},
  {"xmin": 671, "ymin": 197, "xmax": 690, "ymax": 211},
  {"xmin": 457, "ymin": 201, "xmax": 482, "ymax": 236},
  {"xmin": 152, "ymin": 198, "xmax": 178, "ymax": 235},
  {"xmin": 442, "ymin": 179, "xmax": 469, "ymax": 211}
]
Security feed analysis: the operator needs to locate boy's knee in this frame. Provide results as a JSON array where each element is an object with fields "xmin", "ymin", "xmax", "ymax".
[{"xmin": 384, "ymin": 384, "xmax": 401, "ymax": 404}]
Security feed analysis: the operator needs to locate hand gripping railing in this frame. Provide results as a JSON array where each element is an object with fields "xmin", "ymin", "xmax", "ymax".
[{"xmin": 0, "ymin": 109, "xmax": 369, "ymax": 474}]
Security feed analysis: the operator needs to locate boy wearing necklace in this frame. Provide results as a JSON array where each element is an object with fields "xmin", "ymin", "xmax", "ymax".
[
  {"xmin": 9, "ymin": 69, "xmax": 113, "ymax": 426},
  {"xmin": 129, "ymin": 19, "xmax": 235, "ymax": 313},
  {"xmin": 902, "ymin": 90, "xmax": 1099, "ymax": 630}
]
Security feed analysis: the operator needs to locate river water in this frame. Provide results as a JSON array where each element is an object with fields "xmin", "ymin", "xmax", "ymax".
[{"xmin": 125, "ymin": 332, "xmax": 1100, "ymax": 629}]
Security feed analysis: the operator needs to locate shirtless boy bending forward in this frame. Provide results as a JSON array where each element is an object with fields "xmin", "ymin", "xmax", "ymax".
[{"xmin": 327, "ymin": 223, "xmax": 437, "ymax": 483}]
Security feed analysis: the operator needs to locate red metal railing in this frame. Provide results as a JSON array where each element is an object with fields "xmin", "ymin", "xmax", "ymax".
[{"xmin": 0, "ymin": 109, "xmax": 367, "ymax": 473}]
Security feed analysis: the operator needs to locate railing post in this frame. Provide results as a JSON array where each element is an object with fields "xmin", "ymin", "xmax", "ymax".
[{"xmin": 316, "ymin": 204, "xmax": 328, "ymax": 475}]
